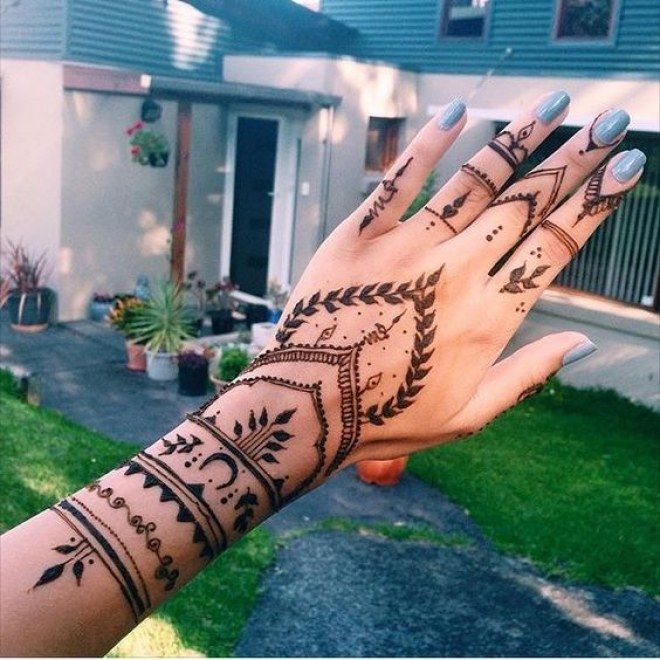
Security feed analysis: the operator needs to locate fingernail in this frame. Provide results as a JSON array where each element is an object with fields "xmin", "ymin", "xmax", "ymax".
[
  {"xmin": 612, "ymin": 149, "xmax": 646, "ymax": 183},
  {"xmin": 593, "ymin": 109, "xmax": 630, "ymax": 145},
  {"xmin": 562, "ymin": 340, "xmax": 598, "ymax": 367},
  {"xmin": 535, "ymin": 91, "xmax": 570, "ymax": 124},
  {"xmin": 437, "ymin": 98, "xmax": 466, "ymax": 130}
]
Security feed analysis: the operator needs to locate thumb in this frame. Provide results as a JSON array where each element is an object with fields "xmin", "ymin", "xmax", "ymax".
[{"xmin": 450, "ymin": 332, "xmax": 597, "ymax": 435}]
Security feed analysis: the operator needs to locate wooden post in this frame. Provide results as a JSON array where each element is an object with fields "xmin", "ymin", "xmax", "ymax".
[{"xmin": 170, "ymin": 100, "xmax": 192, "ymax": 284}]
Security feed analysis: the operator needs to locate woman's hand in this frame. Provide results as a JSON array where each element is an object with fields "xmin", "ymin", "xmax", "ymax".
[{"xmin": 218, "ymin": 92, "xmax": 643, "ymax": 476}]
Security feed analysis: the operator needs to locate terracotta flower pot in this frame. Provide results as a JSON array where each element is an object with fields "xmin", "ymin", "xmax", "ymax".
[
  {"xmin": 125, "ymin": 340, "xmax": 147, "ymax": 372},
  {"xmin": 356, "ymin": 456, "xmax": 408, "ymax": 487}
]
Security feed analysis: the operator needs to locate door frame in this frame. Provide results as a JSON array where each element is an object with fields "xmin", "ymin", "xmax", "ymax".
[{"xmin": 220, "ymin": 105, "xmax": 301, "ymax": 291}]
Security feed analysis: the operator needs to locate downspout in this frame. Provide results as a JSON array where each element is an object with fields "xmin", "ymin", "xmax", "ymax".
[{"xmin": 318, "ymin": 103, "xmax": 336, "ymax": 243}]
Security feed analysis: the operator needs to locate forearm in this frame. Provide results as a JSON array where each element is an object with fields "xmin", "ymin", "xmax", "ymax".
[{"xmin": 0, "ymin": 365, "xmax": 338, "ymax": 656}]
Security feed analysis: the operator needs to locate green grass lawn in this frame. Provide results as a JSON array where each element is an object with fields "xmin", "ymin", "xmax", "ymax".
[
  {"xmin": 0, "ymin": 371, "xmax": 275, "ymax": 657},
  {"xmin": 409, "ymin": 379, "xmax": 660, "ymax": 595}
]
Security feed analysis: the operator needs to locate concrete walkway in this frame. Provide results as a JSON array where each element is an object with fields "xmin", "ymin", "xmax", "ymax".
[{"xmin": 236, "ymin": 470, "xmax": 660, "ymax": 657}]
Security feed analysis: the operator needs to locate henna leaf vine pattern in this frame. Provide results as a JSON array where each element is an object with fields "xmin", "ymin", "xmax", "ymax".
[
  {"xmin": 221, "ymin": 407, "xmax": 297, "ymax": 464},
  {"xmin": 276, "ymin": 279, "xmax": 423, "ymax": 346},
  {"xmin": 158, "ymin": 434, "xmax": 203, "ymax": 456},
  {"xmin": 361, "ymin": 269, "xmax": 441, "ymax": 426},
  {"xmin": 499, "ymin": 262, "xmax": 550, "ymax": 294},
  {"xmin": 33, "ymin": 538, "xmax": 94, "ymax": 589}
]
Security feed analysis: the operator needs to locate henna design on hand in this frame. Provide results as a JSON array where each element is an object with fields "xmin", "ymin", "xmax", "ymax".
[
  {"xmin": 579, "ymin": 112, "xmax": 626, "ymax": 155},
  {"xmin": 35, "ymin": 500, "xmax": 151, "ymax": 622},
  {"xmin": 460, "ymin": 163, "xmax": 498, "ymax": 198},
  {"xmin": 85, "ymin": 481, "xmax": 179, "ymax": 591},
  {"xmin": 158, "ymin": 434, "xmax": 203, "ymax": 456},
  {"xmin": 233, "ymin": 488, "xmax": 258, "ymax": 533},
  {"xmin": 488, "ymin": 121, "xmax": 536, "ymax": 169},
  {"xmin": 124, "ymin": 453, "xmax": 227, "ymax": 560},
  {"xmin": 488, "ymin": 190, "xmax": 540, "ymax": 237},
  {"xmin": 486, "ymin": 224, "xmax": 503, "ymax": 242},
  {"xmin": 358, "ymin": 157, "xmax": 413, "ymax": 234},
  {"xmin": 542, "ymin": 220, "xmax": 579, "ymax": 258},
  {"xmin": 423, "ymin": 192, "xmax": 469, "ymax": 233},
  {"xmin": 521, "ymin": 165, "xmax": 567, "ymax": 221},
  {"xmin": 499, "ymin": 261, "xmax": 550, "ymax": 294},
  {"xmin": 574, "ymin": 164, "xmax": 624, "ymax": 226}
]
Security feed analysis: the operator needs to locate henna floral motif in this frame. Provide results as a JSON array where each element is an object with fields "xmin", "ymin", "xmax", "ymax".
[
  {"xmin": 359, "ymin": 157, "xmax": 413, "ymax": 233},
  {"xmin": 158, "ymin": 434, "xmax": 203, "ymax": 456},
  {"xmin": 574, "ymin": 164, "xmax": 624, "ymax": 226},
  {"xmin": 424, "ymin": 192, "xmax": 469, "ymax": 233},
  {"xmin": 233, "ymin": 488, "xmax": 258, "ymax": 533},
  {"xmin": 500, "ymin": 262, "xmax": 550, "ymax": 294},
  {"xmin": 488, "ymin": 122, "xmax": 535, "ymax": 169}
]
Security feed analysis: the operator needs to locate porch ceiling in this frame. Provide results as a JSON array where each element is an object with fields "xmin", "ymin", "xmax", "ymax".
[{"xmin": 62, "ymin": 63, "xmax": 341, "ymax": 109}]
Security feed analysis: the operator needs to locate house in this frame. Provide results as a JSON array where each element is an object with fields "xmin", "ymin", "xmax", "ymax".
[{"xmin": 1, "ymin": 0, "xmax": 657, "ymax": 321}]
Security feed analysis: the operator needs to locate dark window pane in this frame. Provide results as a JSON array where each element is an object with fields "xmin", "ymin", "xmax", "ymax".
[
  {"xmin": 556, "ymin": 0, "xmax": 614, "ymax": 39},
  {"xmin": 440, "ymin": 0, "xmax": 490, "ymax": 38},
  {"xmin": 365, "ymin": 117, "xmax": 401, "ymax": 172}
]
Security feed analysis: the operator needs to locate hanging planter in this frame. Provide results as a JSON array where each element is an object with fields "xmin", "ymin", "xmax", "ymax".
[{"xmin": 126, "ymin": 121, "xmax": 170, "ymax": 168}]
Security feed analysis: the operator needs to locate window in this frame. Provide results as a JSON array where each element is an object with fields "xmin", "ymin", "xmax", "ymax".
[
  {"xmin": 439, "ymin": 0, "xmax": 490, "ymax": 39},
  {"xmin": 555, "ymin": 0, "xmax": 616, "ymax": 40},
  {"xmin": 365, "ymin": 117, "xmax": 402, "ymax": 172}
]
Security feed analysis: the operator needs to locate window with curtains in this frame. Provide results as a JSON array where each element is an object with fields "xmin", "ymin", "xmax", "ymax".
[
  {"xmin": 365, "ymin": 117, "xmax": 403, "ymax": 172},
  {"xmin": 554, "ymin": 0, "xmax": 617, "ymax": 41}
]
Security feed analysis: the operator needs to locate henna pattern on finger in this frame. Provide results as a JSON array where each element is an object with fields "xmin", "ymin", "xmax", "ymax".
[
  {"xmin": 488, "ymin": 121, "xmax": 536, "ymax": 169},
  {"xmin": 359, "ymin": 157, "xmax": 413, "ymax": 234},
  {"xmin": 486, "ymin": 224, "xmax": 503, "ymax": 242},
  {"xmin": 488, "ymin": 191, "xmax": 540, "ymax": 237},
  {"xmin": 521, "ymin": 165, "xmax": 567, "ymax": 221},
  {"xmin": 580, "ymin": 112, "xmax": 626, "ymax": 155},
  {"xmin": 574, "ymin": 164, "xmax": 624, "ymax": 226},
  {"xmin": 85, "ymin": 481, "xmax": 180, "ymax": 591},
  {"xmin": 423, "ymin": 192, "xmax": 469, "ymax": 233},
  {"xmin": 542, "ymin": 220, "xmax": 579, "ymax": 258},
  {"xmin": 499, "ymin": 261, "xmax": 550, "ymax": 294},
  {"xmin": 461, "ymin": 163, "xmax": 498, "ymax": 198}
]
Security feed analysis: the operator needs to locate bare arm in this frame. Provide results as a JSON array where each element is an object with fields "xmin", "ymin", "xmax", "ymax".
[{"xmin": 0, "ymin": 94, "xmax": 644, "ymax": 656}]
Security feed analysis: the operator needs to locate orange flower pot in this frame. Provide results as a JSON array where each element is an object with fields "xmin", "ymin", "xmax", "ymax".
[
  {"xmin": 356, "ymin": 456, "xmax": 408, "ymax": 486},
  {"xmin": 125, "ymin": 340, "xmax": 147, "ymax": 372}
]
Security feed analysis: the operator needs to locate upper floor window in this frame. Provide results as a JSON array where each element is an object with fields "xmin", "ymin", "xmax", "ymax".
[
  {"xmin": 554, "ymin": 0, "xmax": 616, "ymax": 40},
  {"xmin": 439, "ymin": 0, "xmax": 491, "ymax": 39},
  {"xmin": 365, "ymin": 117, "xmax": 402, "ymax": 172}
]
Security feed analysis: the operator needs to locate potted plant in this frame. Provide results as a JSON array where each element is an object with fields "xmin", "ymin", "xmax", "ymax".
[
  {"xmin": 127, "ymin": 281, "xmax": 195, "ymax": 381},
  {"xmin": 206, "ymin": 277, "xmax": 235, "ymax": 335},
  {"xmin": 177, "ymin": 350, "xmax": 209, "ymax": 396},
  {"xmin": 89, "ymin": 292, "xmax": 115, "ymax": 322},
  {"xmin": 127, "ymin": 121, "xmax": 170, "ymax": 168},
  {"xmin": 210, "ymin": 346, "xmax": 250, "ymax": 392},
  {"xmin": 356, "ymin": 457, "xmax": 409, "ymax": 487},
  {"xmin": 109, "ymin": 296, "xmax": 148, "ymax": 371},
  {"xmin": 2, "ymin": 240, "xmax": 53, "ymax": 332},
  {"xmin": 183, "ymin": 270, "xmax": 206, "ymax": 336}
]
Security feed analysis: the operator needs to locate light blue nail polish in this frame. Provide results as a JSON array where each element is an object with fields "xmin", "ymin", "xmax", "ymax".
[
  {"xmin": 612, "ymin": 149, "xmax": 646, "ymax": 183},
  {"xmin": 593, "ymin": 109, "xmax": 630, "ymax": 145},
  {"xmin": 562, "ymin": 340, "xmax": 598, "ymax": 367},
  {"xmin": 535, "ymin": 91, "xmax": 570, "ymax": 124},
  {"xmin": 438, "ymin": 98, "xmax": 466, "ymax": 130}
]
